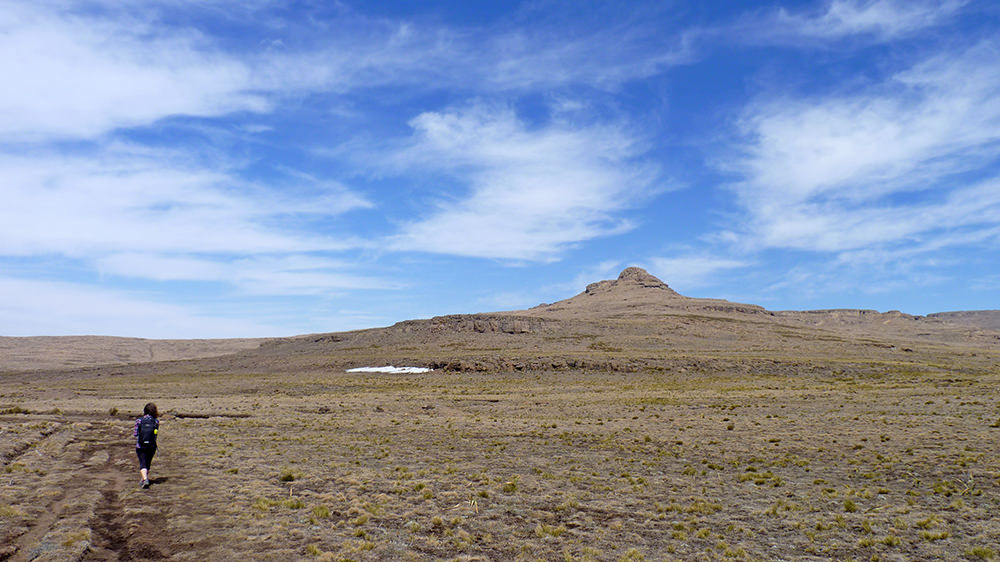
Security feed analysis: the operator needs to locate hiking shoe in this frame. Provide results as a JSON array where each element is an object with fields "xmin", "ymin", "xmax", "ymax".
[{"xmin": 141, "ymin": 479, "xmax": 150, "ymax": 489}]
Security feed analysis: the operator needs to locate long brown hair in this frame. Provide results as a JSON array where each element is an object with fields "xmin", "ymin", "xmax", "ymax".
[{"xmin": 143, "ymin": 402, "xmax": 158, "ymax": 418}]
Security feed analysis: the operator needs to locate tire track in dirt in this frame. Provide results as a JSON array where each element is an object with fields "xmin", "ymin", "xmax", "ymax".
[
  {"xmin": 80, "ymin": 424, "xmax": 171, "ymax": 562},
  {"xmin": 3, "ymin": 489, "xmax": 71, "ymax": 562},
  {"xmin": 3, "ymin": 423, "xmax": 74, "ymax": 562},
  {"xmin": 4, "ymin": 420, "xmax": 168, "ymax": 562},
  {"xmin": 82, "ymin": 457, "xmax": 132, "ymax": 562},
  {"xmin": 0, "ymin": 420, "xmax": 61, "ymax": 464}
]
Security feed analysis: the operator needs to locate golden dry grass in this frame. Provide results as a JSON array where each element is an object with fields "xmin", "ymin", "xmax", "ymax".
[{"xmin": 3, "ymin": 358, "xmax": 1000, "ymax": 561}]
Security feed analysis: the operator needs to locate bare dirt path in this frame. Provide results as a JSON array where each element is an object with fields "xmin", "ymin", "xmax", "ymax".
[
  {"xmin": 79, "ymin": 429, "xmax": 137, "ymax": 562},
  {"xmin": 2, "ymin": 417, "xmax": 173, "ymax": 562}
]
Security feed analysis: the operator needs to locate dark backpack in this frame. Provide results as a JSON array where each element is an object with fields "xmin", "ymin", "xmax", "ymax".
[{"xmin": 138, "ymin": 417, "xmax": 158, "ymax": 447}]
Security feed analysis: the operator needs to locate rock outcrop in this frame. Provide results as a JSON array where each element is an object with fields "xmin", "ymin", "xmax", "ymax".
[
  {"xmin": 392, "ymin": 314, "xmax": 551, "ymax": 335},
  {"xmin": 585, "ymin": 267, "xmax": 678, "ymax": 295}
]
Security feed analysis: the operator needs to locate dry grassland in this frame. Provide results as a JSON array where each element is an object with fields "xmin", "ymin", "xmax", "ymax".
[{"xmin": 3, "ymin": 360, "xmax": 1000, "ymax": 561}]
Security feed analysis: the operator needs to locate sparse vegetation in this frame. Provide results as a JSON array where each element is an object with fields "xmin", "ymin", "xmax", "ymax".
[{"xmin": 967, "ymin": 546, "xmax": 998, "ymax": 561}]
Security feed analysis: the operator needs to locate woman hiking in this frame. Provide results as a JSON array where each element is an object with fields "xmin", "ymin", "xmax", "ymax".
[{"xmin": 134, "ymin": 402, "xmax": 160, "ymax": 489}]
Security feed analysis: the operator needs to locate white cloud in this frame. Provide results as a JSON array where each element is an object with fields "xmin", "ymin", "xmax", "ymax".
[
  {"xmin": 745, "ymin": 179, "xmax": 1000, "ymax": 253},
  {"xmin": 0, "ymin": 276, "xmax": 273, "ymax": 338},
  {"xmin": 0, "ymin": 144, "xmax": 385, "ymax": 300},
  {"xmin": 0, "ymin": 2, "xmax": 269, "ymax": 141},
  {"xmin": 256, "ymin": 9, "xmax": 695, "ymax": 94},
  {"xmin": 741, "ymin": 44, "xmax": 1000, "ymax": 200},
  {"xmin": 765, "ymin": 0, "xmax": 966, "ymax": 43},
  {"xmin": 0, "ymin": 148, "xmax": 371, "ymax": 258},
  {"xmin": 384, "ymin": 105, "xmax": 659, "ymax": 260},
  {"xmin": 730, "ymin": 42, "xmax": 1000, "ymax": 253},
  {"xmin": 0, "ymin": 2, "xmax": 696, "ymax": 141},
  {"xmin": 647, "ymin": 256, "xmax": 750, "ymax": 290},
  {"xmin": 0, "ymin": 2, "xmax": 445, "ymax": 140},
  {"xmin": 95, "ymin": 253, "xmax": 397, "ymax": 295},
  {"xmin": 479, "ymin": 21, "xmax": 694, "ymax": 91}
]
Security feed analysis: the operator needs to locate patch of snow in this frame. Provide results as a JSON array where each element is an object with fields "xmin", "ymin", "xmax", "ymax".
[{"xmin": 346, "ymin": 365, "xmax": 433, "ymax": 374}]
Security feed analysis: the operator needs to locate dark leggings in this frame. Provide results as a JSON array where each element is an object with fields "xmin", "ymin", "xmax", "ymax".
[{"xmin": 136, "ymin": 446, "xmax": 156, "ymax": 471}]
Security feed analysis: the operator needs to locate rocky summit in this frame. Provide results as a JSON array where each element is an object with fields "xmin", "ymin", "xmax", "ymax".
[{"xmin": 584, "ymin": 266, "xmax": 677, "ymax": 295}]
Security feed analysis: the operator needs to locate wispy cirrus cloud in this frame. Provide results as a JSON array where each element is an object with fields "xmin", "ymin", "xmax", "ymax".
[
  {"xmin": 95, "ymin": 253, "xmax": 397, "ymax": 295},
  {"xmin": 257, "ymin": 3, "xmax": 696, "ymax": 94},
  {"xmin": 0, "ymin": 1, "xmax": 694, "ymax": 142},
  {"xmin": 747, "ymin": 0, "xmax": 967, "ymax": 44},
  {"xmin": 728, "ymin": 42, "xmax": 1000, "ymax": 254},
  {"xmin": 477, "ymin": 15, "xmax": 695, "ymax": 91},
  {"xmin": 647, "ymin": 255, "xmax": 751, "ymax": 291},
  {"xmin": 382, "ymin": 104, "xmax": 660, "ymax": 261},
  {"xmin": 0, "ymin": 144, "xmax": 388, "ymax": 301},
  {"xmin": 0, "ymin": 148, "xmax": 371, "ymax": 257}
]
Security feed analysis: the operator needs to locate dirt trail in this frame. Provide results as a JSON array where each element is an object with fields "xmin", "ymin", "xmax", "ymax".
[
  {"xmin": 2, "ymin": 418, "xmax": 172, "ymax": 562},
  {"xmin": 79, "ymin": 437, "xmax": 134, "ymax": 562}
]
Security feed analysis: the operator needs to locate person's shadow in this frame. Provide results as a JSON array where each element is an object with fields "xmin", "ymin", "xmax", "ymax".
[{"xmin": 150, "ymin": 477, "xmax": 170, "ymax": 485}]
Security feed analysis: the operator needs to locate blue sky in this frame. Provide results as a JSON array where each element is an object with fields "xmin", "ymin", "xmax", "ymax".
[{"xmin": 2, "ymin": 0, "xmax": 999, "ymax": 338}]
